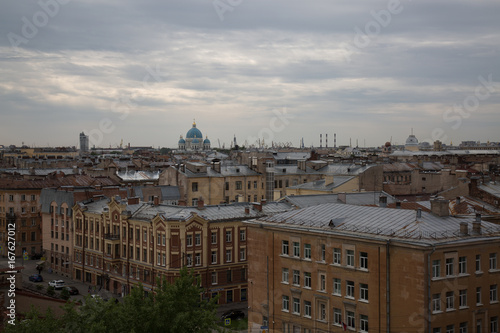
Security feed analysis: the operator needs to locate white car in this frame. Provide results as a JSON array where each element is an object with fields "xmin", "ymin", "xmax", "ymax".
[{"xmin": 48, "ymin": 280, "xmax": 65, "ymax": 289}]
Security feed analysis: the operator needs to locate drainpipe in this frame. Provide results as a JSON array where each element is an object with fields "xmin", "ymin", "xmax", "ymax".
[
  {"xmin": 428, "ymin": 246, "xmax": 436, "ymax": 333},
  {"xmin": 386, "ymin": 240, "xmax": 390, "ymax": 333}
]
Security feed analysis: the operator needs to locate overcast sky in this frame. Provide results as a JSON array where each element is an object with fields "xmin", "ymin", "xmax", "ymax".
[{"xmin": 1, "ymin": 0, "xmax": 499, "ymax": 149}]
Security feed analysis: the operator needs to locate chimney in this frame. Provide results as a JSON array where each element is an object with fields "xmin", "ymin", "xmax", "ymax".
[
  {"xmin": 379, "ymin": 195, "xmax": 387, "ymax": 208},
  {"xmin": 338, "ymin": 192, "xmax": 346, "ymax": 204},
  {"xmin": 298, "ymin": 160, "xmax": 306, "ymax": 172},
  {"xmin": 430, "ymin": 197, "xmax": 449, "ymax": 217},
  {"xmin": 153, "ymin": 196, "xmax": 160, "ymax": 206},
  {"xmin": 197, "ymin": 198, "xmax": 205, "ymax": 210},
  {"xmin": 416, "ymin": 208, "xmax": 422, "ymax": 219},
  {"xmin": 245, "ymin": 206, "xmax": 250, "ymax": 214},
  {"xmin": 128, "ymin": 197, "xmax": 139, "ymax": 205},
  {"xmin": 459, "ymin": 222, "xmax": 468, "ymax": 236},
  {"xmin": 178, "ymin": 199, "xmax": 187, "ymax": 206},
  {"xmin": 472, "ymin": 213, "xmax": 481, "ymax": 235},
  {"xmin": 395, "ymin": 201, "xmax": 401, "ymax": 209},
  {"xmin": 456, "ymin": 196, "xmax": 461, "ymax": 205}
]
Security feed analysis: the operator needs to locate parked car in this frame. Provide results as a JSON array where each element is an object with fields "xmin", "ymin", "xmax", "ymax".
[
  {"xmin": 48, "ymin": 280, "xmax": 65, "ymax": 289},
  {"xmin": 28, "ymin": 274, "xmax": 43, "ymax": 282},
  {"xmin": 64, "ymin": 286, "xmax": 79, "ymax": 295},
  {"xmin": 220, "ymin": 310, "xmax": 245, "ymax": 321}
]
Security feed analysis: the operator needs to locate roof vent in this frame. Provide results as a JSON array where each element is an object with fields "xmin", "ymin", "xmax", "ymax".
[{"xmin": 328, "ymin": 219, "xmax": 335, "ymax": 228}]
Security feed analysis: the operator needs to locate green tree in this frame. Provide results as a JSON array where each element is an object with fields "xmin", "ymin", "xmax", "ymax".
[{"xmin": 5, "ymin": 267, "xmax": 220, "ymax": 333}]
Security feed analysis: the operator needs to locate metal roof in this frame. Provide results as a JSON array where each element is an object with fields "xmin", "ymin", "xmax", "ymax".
[
  {"xmin": 255, "ymin": 203, "xmax": 500, "ymax": 244},
  {"xmin": 287, "ymin": 176, "xmax": 355, "ymax": 191},
  {"xmin": 282, "ymin": 191, "xmax": 396, "ymax": 208}
]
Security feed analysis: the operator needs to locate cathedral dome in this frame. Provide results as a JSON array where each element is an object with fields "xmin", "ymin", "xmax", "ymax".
[
  {"xmin": 186, "ymin": 121, "xmax": 202, "ymax": 139},
  {"xmin": 178, "ymin": 135, "xmax": 185, "ymax": 144},
  {"xmin": 203, "ymin": 137, "xmax": 210, "ymax": 144},
  {"xmin": 405, "ymin": 134, "xmax": 419, "ymax": 146}
]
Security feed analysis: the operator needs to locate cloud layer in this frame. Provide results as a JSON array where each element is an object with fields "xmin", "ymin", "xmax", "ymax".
[{"xmin": 1, "ymin": 0, "xmax": 499, "ymax": 148}]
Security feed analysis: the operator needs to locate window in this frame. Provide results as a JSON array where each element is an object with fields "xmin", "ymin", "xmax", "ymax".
[
  {"xmin": 282, "ymin": 240, "xmax": 289, "ymax": 255},
  {"xmin": 194, "ymin": 233, "xmax": 201, "ymax": 246},
  {"xmin": 186, "ymin": 234, "xmax": 192, "ymax": 247},
  {"xmin": 227, "ymin": 270, "xmax": 232, "ymax": 282},
  {"xmin": 490, "ymin": 285, "xmax": 498, "ymax": 303},
  {"xmin": 319, "ymin": 244, "xmax": 326, "ymax": 261},
  {"xmin": 446, "ymin": 258, "xmax": 454, "ymax": 276},
  {"xmin": 227, "ymin": 290, "xmax": 233, "ymax": 303},
  {"xmin": 192, "ymin": 182, "xmax": 198, "ymax": 192},
  {"xmin": 459, "ymin": 289, "xmax": 467, "ymax": 308},
  {"xmin": 240, "ymin": 229, "xmax": 246, "ymax": 241},
  {"xmin": 210, "ymin": 232, "xmax": 216, "ymax": 244},
  {"xmin": 293, "ymin": 242, "xmax": 300, "ymax": 257},
  {"xmin": 318, "ymin": 303, "xmax": 326, "ymax": 321},
  {"xmin": 319, "ymin": 274, "xmax": 326, "ymax": 291},
  {"xmin": 293, "ymin": 270, "xmax": 300, "ymax": 286},
  {"xmin": 360, "ymin": 252, "xmax": 368, "ymax": 269},
  {"xmin": 143, "ymin": 230, "xmax": 147, "ymax": 243},
  {"xmin": 225, "ymin": 230, "xmax": 232, "ymax": 243},
  {"xmin": 304, "ymin": 244, "xmax": 311, "ymax": 259},
  {"xmin": 346, "ymin": 250, "xmax": 354, "ymax": 267},
  {"xmin": 226, "ymin": 249, "xmax": 232, "ymax": 262},
  {"xmin": 211, "ymin": 251, "xmax": 217, "ymax": 264},
  {"xmin": 333, "ymin": 278, "xmax": 341, "ymax": 295},
  {"xmin": 476, "ymin": 254, "xmax": 481, "ymax": 272},
  {"xmin": 476, "ymin": 287, "xmax": 482, "ymax": 305},
  {"xmin": 333, "ymin": 248, "xmax": 341, "ymax": 264},
  {"xmin": 360, "ymin": 283, "xmax": 368, "ymax": 301},
  {"xmin": 360, "ymin": 315, "xmax": 369, "ymax": 332},
  {"xmin": 433, "ymin": 260, "xmax": 441, "ymax": 278},
  {"xmin": 282, "ymin": 268, "xmax": 289, "ymax": 283},
  {"xmin": 239, "ymin": 248, "xmax": 246, "ymax": 261},
  {"xmin": 304, "ymin": 272, "xmax": 311, "ymax": 288},
  {"xmin": 282, "ymin": 295, "xmax": 290, "ymax": 311},
  {"xmin": 459, "ymin": 256, "xmax": 467, "ymax": 274},
  {"xmin": 211, "ymin": 272, "xmax": 217, "ymax": 284},
  {"xmin": 236, "ymin": 181, "xmax": 242, "ymax": 190},
  {"xmin": 304, "ymin": 301, "xmax": 311, "ymax": 318},
  {"xmin": 195, "ymin": 253, "xmax": 201, "ymax": 266},
  {"xmin": 347, "ymin": 311, "xmax": 355, "ymax": 329},
  {"xmin": 432, "ymin": 293, "xmax": 441, "ymax": 312},
  {"xmin": 491, "ymin": 316, "xmax": 498, "ymax": 333},
  {"xmin": 186, "ymin": 254, "xmax": 193, "ymax": 266},
  {"xmin": 446, "ymin": 325, "xmax": 455, "ymax": 333},
  {"xmin": 459, "ymin": 322, "xmax": 468, "ymax": 333},
  {"xmin": 446, "ymin": 291, "xmax": 454, "ymax": 310},
  {"xmin": 293, "ymin": 298, "xmax": 300, "ymax": 314},
  {"xmin": 490, "ymin": 253, "xmax": 498, "ymax": 270},
  {"xmin": 346, "ymin": 281, "xmax": 354, "ymax": 298},
  {"xmin": 333, "ymin": 308, "xmax": 342, "ymax": 326}
]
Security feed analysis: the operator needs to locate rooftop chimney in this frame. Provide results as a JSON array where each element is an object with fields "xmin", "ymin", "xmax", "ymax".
[
  {"xmin": 128, "ymin": 197, "xmax": 139, "ymax": 205},
  {"xmin": 472, "ymin": 213, "xmax": 482, "ymax": 235},
  {"xmin": 416, "ymin": 208, "xmax": 422, "ymax": 219},
  {"xmin": 379, "ymin": 195, "xmax": 387, "ymax": 208},
  {"xmin": 153, "ymin": 196, "xmax": 160, "ymax": 206},
  {"xmin": 430, "ymin": 197, "xmax": 449, "ymax": 217},
  {"xmin": 459, "ymin": 222, "xmax": 468, "ymax": 236},
  {"xmin": 245, "ymin": 206, "xmax": 250, "ymax": 214},
  {"xmin": 395, "ymin": 201, "xmax": 401, "ymax": 209},
  {"xmin": 197, "ymin": 198, "xmax": 205, "ymax": 210}
]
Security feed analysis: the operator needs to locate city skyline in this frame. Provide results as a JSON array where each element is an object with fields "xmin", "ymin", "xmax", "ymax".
[{"xmin": 1, "ymin": 0, "xmax": 499, "ymax": 148}]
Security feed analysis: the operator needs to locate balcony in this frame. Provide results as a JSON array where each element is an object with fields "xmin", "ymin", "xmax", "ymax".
[{"xmin": 104, "ymin": 233, "xmax": 120, "ymax": 241}]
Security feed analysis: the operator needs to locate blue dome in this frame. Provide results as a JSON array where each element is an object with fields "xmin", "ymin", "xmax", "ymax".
[
  {"xmin": 186, "ymin": 122, "xmax": 202, "ymax": 139},
  {"xmin": 192, "ymin": 138, "xmax": 199, "ymax": 144},
  {"xmin": 178, "ymin": 138, "xmax": 185, "ymax": 143},
  {"xmin": 204, "ymin": 137, "xmax": 210, "ymax": 144}
]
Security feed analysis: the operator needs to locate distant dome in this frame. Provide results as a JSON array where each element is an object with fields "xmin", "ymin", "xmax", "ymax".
[
  {"xmin": 178, "ymin": 136, "xmax": 185, "ymax": 144},
  {"xmin": 204, "ymin": 137, "xmax": 210, "ymax": 144},
  {"xmin": 186, "ymin": 121, "xmax": 202, "ymax": 139},
  {"xmin": 406, "ymin": 134, "xmax": 418, "ymax": 146},
  {"xmin": 385, "ymin": 142, "xmax": 391, "ymax": 147}
]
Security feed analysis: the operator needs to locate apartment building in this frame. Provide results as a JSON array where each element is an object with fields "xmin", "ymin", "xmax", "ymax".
[
  {"xmin": 72, "ymin": 196, "xmax": 292, "ymax": 304},
  {"xmin": 245, "ymin": 202, "xmax": 500, "ymax": 333},
  {"xmin": 160, "ymin": 161, "xmax": 264, "ymax": 205}
]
